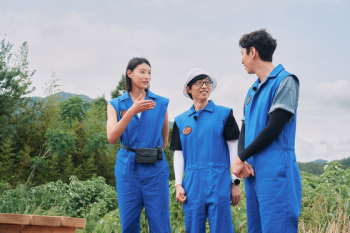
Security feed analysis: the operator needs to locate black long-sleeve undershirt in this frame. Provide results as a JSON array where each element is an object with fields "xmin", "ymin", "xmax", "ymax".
[{"xmin": 238, "ymin": 109, "xmax": 293, "ymax": 162}]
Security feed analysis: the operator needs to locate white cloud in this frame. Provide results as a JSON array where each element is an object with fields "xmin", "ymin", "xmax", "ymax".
[
  {"xmin": 1, "ymin": 2, "xmax": 350, "ymax": 163},
  {"xmin": 311, "ymin": 80, "xmax": 350, "ymax": 110}
]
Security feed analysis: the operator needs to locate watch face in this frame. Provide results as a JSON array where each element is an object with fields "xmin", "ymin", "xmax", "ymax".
[{"xmin": 234, "ymin": 179, "xmax": 241, "ymax": 185}]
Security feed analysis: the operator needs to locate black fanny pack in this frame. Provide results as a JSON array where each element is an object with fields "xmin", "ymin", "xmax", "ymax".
[{"xmin": 121, "ymin": 144, "xmax": 163, "ymax": 164}]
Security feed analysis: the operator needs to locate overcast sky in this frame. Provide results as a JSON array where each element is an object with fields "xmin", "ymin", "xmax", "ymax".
[{"xmin": 1, "ymin": 0, "xmax": 349, "ymax": 162}]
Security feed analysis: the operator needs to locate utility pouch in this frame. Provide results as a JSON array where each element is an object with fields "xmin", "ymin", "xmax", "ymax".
[
  {"xmin": 135, "ymin": 148, "xmax": 158, "ymax": 163},
  {"xmin": 157, "ymin": 146, "xmax": 163, "ymax": 160}
]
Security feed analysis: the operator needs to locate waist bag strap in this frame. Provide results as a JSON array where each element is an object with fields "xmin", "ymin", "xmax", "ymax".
[{"xmin": 120, "ymin": 144, "xmax": 136, "ymax": 152}]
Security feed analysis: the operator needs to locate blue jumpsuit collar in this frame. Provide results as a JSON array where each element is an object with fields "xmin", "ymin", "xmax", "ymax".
[
  {"xmin": 187, "ymin": 100, "xmax": 215, "ymax": 116},
  {"xmin": 119, "ymin": 90, "xmax": 158, "ymax": 102},
  {"xmin": 251, "ymin": 64, "xmax": 285, "ymax": 90},
  {"xmin": 268, "ymin": 64, "xmax": 285, "ymax": 78}
]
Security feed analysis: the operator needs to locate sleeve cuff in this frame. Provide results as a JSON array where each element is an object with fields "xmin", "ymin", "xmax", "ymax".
[
  {"xmin": 268, "ymin": 104, "xmax": 295, "ymax": 123},
  {"xmin": 231, "ymin": 173, "xmax": 238, "ymax": 181},
  {"xmin": 175, "ymin": 181, "xmax": 182, "ymax": 186}
]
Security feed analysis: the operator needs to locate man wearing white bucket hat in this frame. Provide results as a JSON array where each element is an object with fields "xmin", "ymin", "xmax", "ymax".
[{"xmin": 170, "ymin": 68, "xmax": 254, "ymax": 232}]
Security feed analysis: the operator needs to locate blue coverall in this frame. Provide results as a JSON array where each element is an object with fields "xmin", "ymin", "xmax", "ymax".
[
  {"xmin": 244, "ymin": 64, "xmax": 302, "ymax": 233},
  {"xmin": 175, "ymin": 100, "xmax": 235, "ymax": 233},
  {"xmin": 109, "ymin": 91, "xmax": 171, "ymax": 233}
]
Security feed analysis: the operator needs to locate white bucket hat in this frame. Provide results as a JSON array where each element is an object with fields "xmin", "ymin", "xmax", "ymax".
[{"xmin": 183, "ymin": 68, "xmax": 217, "ymax": 98}]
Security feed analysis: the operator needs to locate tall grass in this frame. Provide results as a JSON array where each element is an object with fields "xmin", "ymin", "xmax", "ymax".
[{"xmin": 299, "ymin": 192, "xmax": 350, "ymax": 233}]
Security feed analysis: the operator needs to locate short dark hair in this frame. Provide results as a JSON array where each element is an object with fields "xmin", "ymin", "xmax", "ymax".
[
  {"xmin": 125, "ymin": 57, "xmax": 151, "ymax": 92},
  {"xmin": 239, "ymin": 29, "xmax": 277, "ymax": 62},
  {"xmin": 187, "ymin": 75, "xmax": 209, "ymax": 100}
]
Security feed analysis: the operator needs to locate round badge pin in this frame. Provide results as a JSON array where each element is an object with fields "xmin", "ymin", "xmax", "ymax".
[
  {"xmin": 183, "ymin": 126, "xmax": 192, "ymax": 136},
  {"xmin": 120, "ymin": 110, "xmax": 127, "ymax": 118}
]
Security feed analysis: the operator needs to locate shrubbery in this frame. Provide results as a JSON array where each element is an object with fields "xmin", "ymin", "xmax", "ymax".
[{"xmin": 1, "ymin": 162, "xmax": 348, "ymax": 233}]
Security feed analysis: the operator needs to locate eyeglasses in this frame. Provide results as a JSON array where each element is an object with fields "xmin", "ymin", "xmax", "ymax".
[{"xmin": 194, "ymin": 80, "xmax": 212, "ymax": 87}]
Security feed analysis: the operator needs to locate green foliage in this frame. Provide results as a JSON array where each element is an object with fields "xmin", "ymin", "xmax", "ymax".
[
  {"xmin": 299, "ymin": 162, "xmax": 350, "ymax": 231},
  {"xmin": 111, "ymin": 74, "xmax": 126, "ymax": 99},
  {"xmin": 0, "ymin": 136, "xmax": 16, "ymax": 181},
  {"xmin": 30, "ymin": 156, "xmax": 48, "ymax": 172},
  {"xmin": 2, "ymin": 165, "xmax": 350, "ymax": 233},
  {"xmin": 59, "ymin": 96, "xmax": 91, "ymax": 125},
  {"xmin": 298, "ymin": 158, "xmax": 350, "ymax": 176},
  {"xmin": 84, "ymin": 133, "xmax": 109, "ymax": 156},
  {"xmin": 337, "ymin": 157, "xmax": 350, "ymax": 168},
  {"xmin": 91, "ymin": 95, "xmax": 108, "ymax": 113},
  {"xmin": 166, "ymin": 127, "xmax": 175, "ymax": 181},
  {"xmin": 298, "ymin": 161, "xmax": 326, "ymax": 175},
  {"xmin": 0, "ymin": 38, "xmax": 35, "ymax": 120},
  {"xmin": 0, "ymin": 176, "xmax": 118, "ymax": 218},
  {"xmin": 44, "ymin": 129, "xmax": 77, "ymax": 157}
]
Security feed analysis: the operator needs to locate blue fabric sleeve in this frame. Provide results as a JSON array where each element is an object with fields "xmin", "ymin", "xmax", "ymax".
[{"xmin": 268, "ymin": 76, "xmax": 299, "ymax": 123}]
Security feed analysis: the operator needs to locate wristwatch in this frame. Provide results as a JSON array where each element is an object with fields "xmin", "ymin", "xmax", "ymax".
[{"xmin": 233, "ymin": 179, "xmax": 241, "ymax": 185}]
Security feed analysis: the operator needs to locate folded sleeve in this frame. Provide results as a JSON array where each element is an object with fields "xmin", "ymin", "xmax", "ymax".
[{"xmin": 269, "ymin": 76, "xmax": 299, "ymax": 123}]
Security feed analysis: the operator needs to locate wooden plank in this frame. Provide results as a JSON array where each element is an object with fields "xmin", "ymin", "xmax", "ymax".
[
  {"xmin": 0, "ymin": 224, "xmax": 25, "ymax": 233},
  {"xmin": 60, "ymin": 217, "xmax": 86, "ymax": 228},
  {"xmin": 30, "ymin": 215, "xmax": 61, "ymax": 227},
  {"xmin": 0, "ymin": 225, "xmax": 77, "ymax": 233},
  {"xmin": 53, "ymin": 227, "xmax": 76, "ymax": 233},
  {"xmin": 0, "ymin": 213, "xmax": 30, "ymax": 225},
  {"xmin": 21, "ymin": 225, "xmax": 55, "ymax": 233}
]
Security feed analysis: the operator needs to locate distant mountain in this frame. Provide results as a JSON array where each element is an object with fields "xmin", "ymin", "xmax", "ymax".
[
  {"xmin": 298, "ymin": 157, "xmax": 350, "ymax": 176},
  {"xmin": 31, "ymin": 92, "xmax": 93, "ymax": 103},
  {"xmin": 311, "ymin": 159, "xmax": 328, "ymax": 164},
  {"xmin": 53, "ymin": 92, "xmax": 93, "ymax": 103},
  {"xmin": 31, "ymin": 93, "xmax": 175, "ymax": 127}
]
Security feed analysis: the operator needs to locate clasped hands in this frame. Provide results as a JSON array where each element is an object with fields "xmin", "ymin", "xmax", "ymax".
[{"xmin": 231, "ymin": 157, "xmax": 255, "ymax": 178}]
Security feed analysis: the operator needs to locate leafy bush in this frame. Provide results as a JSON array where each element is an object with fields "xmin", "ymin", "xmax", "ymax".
[
  {"xmin": 0, "ymin": 176, "xmax": 118, "ymax": 218},
  {"xmin": 2, "ymin": 163, "xmax": 349, "ymax": 233},
  {"xmin": 299, "ymin": 162, "xmax": 350, "ymax": 232}
]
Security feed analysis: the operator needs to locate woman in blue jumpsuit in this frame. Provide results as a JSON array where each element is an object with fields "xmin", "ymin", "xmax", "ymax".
[{"xmin": 107, "ymin": 57, "xmax": 171, "ymax": 233}]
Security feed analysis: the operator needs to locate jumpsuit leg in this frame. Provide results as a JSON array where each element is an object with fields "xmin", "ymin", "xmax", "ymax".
[
  {"xmin": 115, "ymin": 152, "xmax": 143, "ymax": 233},
  {"xmin": 206, "ymin": 168, "xmax": 235, "ymax": 233},
  {"xmin": 254, "ymin": 150, "xmax": 301, "ymax": 233},
  {"xmin": 140, "ymin": 161, "xmax": 171, "ymax": 233},
  {"xmin": 116, "ymin": 173, "xmax": 144, "ymax": 233},
  {"xmin": 245, "ymin": 158, "xmax": 262, "ymax": 233},
  {"xmin": 182, "ymin": 170, "xmax": 207, "ymax": 233}
]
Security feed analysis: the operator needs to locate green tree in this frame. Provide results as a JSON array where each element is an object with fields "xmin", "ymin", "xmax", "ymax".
[
  {"xmin": 25, "ymin": 129, "xmax": 77, "ymax": 186},
  {"xmin": 0, "ymin": 39, "xmax": 35, "ymax": 141},
  {"xmin": 59, "ymin": 96, "xmax": 91, "ymax": 125},
  {"xmin": 91, "ymin": 95, "xmax": 108, "ymax": 112},
  {"xmin": 111, "ymin": 74, "xmax": 126, "ymax": 99},
  {"xmin": 0, "ymin": 39, "xmax": 35, "ymax": 118}
]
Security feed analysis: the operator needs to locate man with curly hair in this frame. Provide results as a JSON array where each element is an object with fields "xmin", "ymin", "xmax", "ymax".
[{"xmin": 231, "ymin": 29, "xmax": 302, "ymax": 233}]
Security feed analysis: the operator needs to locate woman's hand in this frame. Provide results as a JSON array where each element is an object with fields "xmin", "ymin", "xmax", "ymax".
[
  {"xmin": 175, "ymin": 184, "xmax": 187, "ymax": 203},
  {"xmin": 130, "ymin": 94, "xmax": 156, "ymax": 115},
  {"xmin": 231, "ymin": 184, "xmax": 241, "ymax": 206}
]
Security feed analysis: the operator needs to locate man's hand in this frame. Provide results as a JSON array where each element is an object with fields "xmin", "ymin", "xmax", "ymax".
[
  {"xmin": 232, "ymin": 158, "xmax": 255, "ymax": 178},
  {"xmin": 231, "ymin": 184, "xmax": 241, "ymax": 206},
  {"xmin": 175, "ymin": 184, "xmax": 187, "ymax": 203},
  {"xmin": 232, "ymin": 157, "xmax": 245, "ymax": 178},
  {"xmin": 239, "ymin": 161, "xmax": 255, "ymax": 178}
]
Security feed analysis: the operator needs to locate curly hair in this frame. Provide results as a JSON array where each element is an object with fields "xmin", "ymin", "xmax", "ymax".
[{"xmin": 239, "ymin": 29, "xmax": 277, "ymax": 62}]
